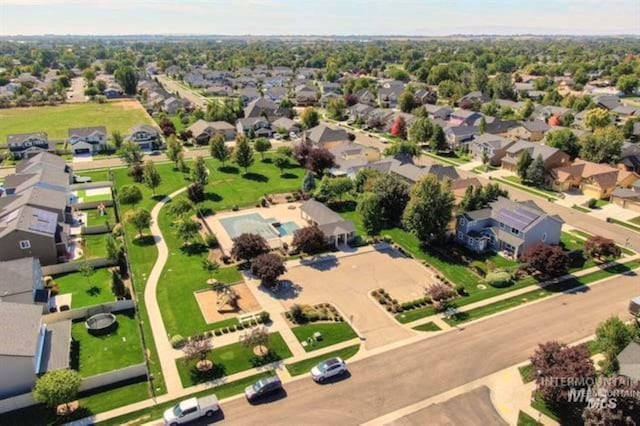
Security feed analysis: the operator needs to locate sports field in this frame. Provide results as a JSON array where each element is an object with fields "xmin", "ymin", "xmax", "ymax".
[{"xmin": 0, "ymin": 100, "xmax": 155, "ymax": 141}]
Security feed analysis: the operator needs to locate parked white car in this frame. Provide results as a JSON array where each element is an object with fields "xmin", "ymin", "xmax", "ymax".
[
  {"xmin": 310, "ymin": 357, "xmax": 348, "ymax": 382},
  {"xmin": 163, "ymin": 395, "xmax": 219, "ymax": 425}
]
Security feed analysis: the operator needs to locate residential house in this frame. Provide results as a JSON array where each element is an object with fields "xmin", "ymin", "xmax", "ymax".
[
  {"xmin": 507, "ymin": 120, "xmax": 550, "ymax": 142},
  {"xmin": 205, "ymin": 85, "xmax": 233, "ymax": 97},
  {"xmin": 501, "ymin": 140, "xmax": 570, "ymax": 173},
  {"xmin": 548, "ymin": 160, "xmax": 637, "ymax": 199},
  {"xmin": 7, "ymin": 133, "xmax": 53, "ymax": 160},
  {"xmin": 187, "ymin": 120, "xmax": 237, "ymax": 143},
  {"xmin": 300, "ymin": 200, "xmax": 355, "ymax": 247},
  {"xmin": 348, "ymin": 103, "xmax": 375, "ymax": 123},
  {"xmin": 319, "ymin": 92, "xmax": 342, "ymax": 107},
  {"xmin": 236, "ymin": 117, "xmax": 274, "ymax": 138},
  {"xmin": 244, "ymin": 97, "xmax": 278, "ymax": 119},
  {"xmin": 424, "ymin": 104, "xmax": 452, "ymax": 121},
  {"xmin": 414, "ymin": 89, "xmax": 437, "ymax": 105},
  {"xmin": 357, "ymin": 156, "xmax": 459, "ymax": 184},
  {"xmin": 459, "ymin": 91, "xmax": 490, "ymax": 106},
  {"xmin": 271, "ymin": 117, "xmax": 302, "ymax": 136},
  {"xmin": 302, "ymin": 124, "xmax": 350, "ymax": 149},
  {"xmin": 320, "ymin": 82, "xmax": 341, "ymax": 94},
  {"xmin": 616, "ymin": 341, "xmax": 640, "ymax": 381},
  {"xmin": 0, "ymin": 257, "xmax": 49, "ymax": 308},
  {"xmin": 448, "ymin": 110, "xmax": 482, "ymax": 127},
  {"xmin": 264, "ymin": 87, "xmax": 289, "ymax": 104},
  {"xmin": 238, "ymin": 87, "xmax": 261, "ymax": 105},
  {"xmin": 128, "ymin": 124, "xmax": 161, "ymax": 150},
  {"xmin": 163, "ymin": 97, "xmax": 189, "ymax": 115},
  {"xmin": 611, "ymin": 180, "xmax": 640, "ymax": 213},
  {"xmin": 445, "ymin": 125, "xmax": 479, "ymax": 148},
  {"xmin": 594, "ymin": 94, "xmax": 620, "ymax": 111},
  {"xmin": 484, "ymin": 119, "xmax": 519, "ymax": 136},
  {"xmin": 68, "ymin": 126, "xmax": 107, "ymax": 155},
  {"xmin": 612, "ymin": 105, "xmax": 639, "ymax": 124},
  {"xmin": 378, "ymin": 80, "xmax": 404, "ymax": 108},
  {"xmin": 535, "ymin": 105, "xmax": 572, "ymax": 122},
  {"xmin": 469, "ymin": 134, "xmax": 516, "ymax": 166},
  {"xmin": 294, "ymin": 84, "xmax": 317, "ymax": 106},
  {"xmin": 619, "ymin": 142, "xmax": 640, "ymax": 173},
  {"xmin": 354, "ymin": 89, "xmax": 377, "ymax": 106},
  {"xmin": 455, "ymin": 197, "xmax": 563, "ymax": 258},
  {"xmin": 328, "ymin": 142, "xmax": 380, "ymax": 176},
  {"xmin": 451, "ymin": 177, "xmax": 483, "ymax": 204},
  {"xmin": 0, "ymin": 302, "xmax": 71, "ymax": 398},
  {"xmin": 103, "ymin": 84, "xmax": 123, "ymax": 99}
]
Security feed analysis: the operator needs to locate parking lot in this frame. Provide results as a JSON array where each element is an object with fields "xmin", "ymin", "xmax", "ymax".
[{"xmin": 268, "ymin": 247, "xmax": 438, "ymax": 349}]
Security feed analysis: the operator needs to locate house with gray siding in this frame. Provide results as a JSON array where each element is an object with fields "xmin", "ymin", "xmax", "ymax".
[
  {"xmin": 455, "ymin": 197, "xmax": 563, "ymax": 258},
  {"xmin": 7, "ymin": 133, "xmax": 54, "ymax": 159},
  {"xmin": 68, "ymin": 126, "xmax": 107, "ymax": 155},
  {"xmin": 469, "ymin": 134, "xmax": 516, "ymax": 166}
]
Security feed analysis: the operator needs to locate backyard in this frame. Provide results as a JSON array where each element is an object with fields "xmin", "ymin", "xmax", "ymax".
[
  {"xmin": 53, "ymin": 267, "xmax": 116, "ymax": 308},
  {"xmin": 0, "ymin": 100, "xmax": 154, "ymax": 141},
  {"xmin": 175, "ymin": 332, "xmax": 292, "ymax": 386},
  {"xmin": 71, "ymin": 310, "xmax": 145, "ymax": 377},
  {"xmin": 84, "ymin": 205, "xmax": 117, "ymax": 227},
  {"xmin": 82, "ymin": 234, "xmax": 110, "ymax": 259}
]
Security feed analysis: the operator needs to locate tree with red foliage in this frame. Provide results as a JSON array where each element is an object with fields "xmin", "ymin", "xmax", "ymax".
[
  {"xmin": 292, "ymin": 225, "xmax": 326, "ymax": 254},
  {"xmin": 251, "ymin": 253, "xmax": 286, "ymax": 287},
  {"xmin": 530, "ymin": 341, "xmax": 595, "ymax": 407},
  {"xmin": 231, "ymin": 233, "xmax": 269, "ymax": 262},
  {"xmin": 344, "ymin": 94, "xmax": 358, "ymax": 106},
  {"xmin": 293, "ymin": 140, "xmax": 313, "ymax": 166},
  {"xmin": 390, "ymin": 116, "xmax": 407, "ymax": 139},
  {"xmin": 582, "ymin": 376, "xmax": 640, "ymax": 425},
  {"xmin": 306, "ymin": 147, "xmax": 335, "ymax": 176},
  {"xmin": 178, "ymin": 129, "xmax": 193, "ymax": 142},
  {"xmin": 159, "ymin": 118, "xmax": 176, "ymax": 137},
  {"xmin": 521, "ymin": 242, "xmax": 570, "ymax": 278},
  {"xmin": 584, "ymin": 235, "xmax": 621, "ymax": 260}
]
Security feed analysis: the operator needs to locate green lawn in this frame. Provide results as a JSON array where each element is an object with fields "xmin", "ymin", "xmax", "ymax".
[
  {"xmin": 572, "ymin": 204, "xmax": 591, "ymax": 213},
  {"xmin": 175, "ymin": 332, "xmax": 292, "ymax": 387},
  {"xmin": 518, "ymin": 364, "xmax": 535, "ymax": 383},
  {"xmin": 76, "ymin": 189, "xmax": 113, "ymax": 203},
  {"xmin": 99, "ymin": 373, "xmax": 271, "ymax": 426},
  {"xmin": 82, "ymin": 234, "xmax": 110, "ymax": 259},
  {"xmin": 0, "ymin": 380, "xmax": 150, "ymax": 425},
  {"xmin": 495, "ymin": 177, "xmax": 558, "ymax": 200},
  {"xmin": 412, "ymin": 321, "xmax": 442, "ymax": 332},
  {"xmin": 0, "ymin": 101, "xmax": 154, "ymax": 141},
  {"xmin": 630, "ymin": 216, "xmax": 640, "ymax": 225},
  {"xmin": 84, "ymin": 205, "xmax": 117, "ymax": 227},
  {"xmin": 517, "ymin": 411, "xmax": 542, "ymax": 426},
  {"xmin": 71, "ymin": 310, "xmax": 145, "ymax": 377},
  {"xmin": 291, "ymin": 322, "xmax": 358, "ymax": 352},
  {"xmin": 609, "ymin": 217, "xmax": 640, "ymax": 232},
  {"xmin": 54, "ymin": 267, "xmax": 115, "ymax": 308},
  {"xmin": 285, "ymin": 344, "xmax": 361, "ymax": 376},
  {"xmin": 444, "ymin": 260, "xmax": 640, "ymax": 326}
]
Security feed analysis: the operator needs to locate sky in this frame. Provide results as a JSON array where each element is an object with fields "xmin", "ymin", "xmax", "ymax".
[{"xmin": 1, "ymin": 0, "xmax": 639, "ymax": 36}]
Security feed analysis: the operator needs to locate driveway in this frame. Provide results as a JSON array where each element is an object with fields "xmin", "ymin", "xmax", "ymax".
[
  {"xmin": 389, "ymin": 386, "xmax": 507, "ymax": 426},
  {"xmin": 266, "ymin": 248, "xmax": 433, "ymax": 349},
  {"xmin": 66, "ymin": 77, "xmax": 87, "ymax": 103}
]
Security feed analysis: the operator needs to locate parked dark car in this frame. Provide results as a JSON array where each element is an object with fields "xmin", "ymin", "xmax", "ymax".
[{"xmin": 244, "ymin": 376, "xmax": 282, "ymax": 402}]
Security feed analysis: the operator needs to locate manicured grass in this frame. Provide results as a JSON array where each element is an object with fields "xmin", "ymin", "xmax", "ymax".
[
  {"xmin": 76, "ymin": 189, "xmax": 114, "ymax": 203},
  {"xmin": 99, "ymin": 372, "xmax": 270, "ymax": 426},
  {"xmin": 0, "ymin": 101, "xmax": 154, "ymax": 141},
  {"xmin": 572, "ymin": 204, "xmax": 591, "ymax": 213},
  {"xmin": 421, "ymin": 150, "xmax": 466, "ymax": 166},
  {"xmin": 518, "ymin": 410, "xmax": 542, "ymax": 426},
  {"xmin": 53, "ymin": 267, "xmax": 115, "ymax": 308},
  {"xmin": 518, "ymin": 364, "xmax": 535, "ymax": 383},
  {"xmin": 71, "ymin": 310, "xmax": 145, "ymax": 377},
  {"xmin": 444, "ymin": 260, "xmax": 640, "ymax": 326},
  {"xmin": 560, "ymin": 231, "xmax": 585, "ymax": 251},
  {"xmin": 609, "ymin": 217, "xmax": 640, "ymax": 232},
  {"xmin": 286, "ymin": 344, "xmax": 361, "ymax": 376},
  {"xmin": 412, "ymin": 321, "xmax": 442, "ymax": 332},
  {"xmin": 631, "ymin": 216, "xmax": 640, "ymax": 225},
  {"xmin": 82, "ymin": 233, "xmax": 110, "ymax": 259},
  {"xmin": 395, "ymin": 306, "xmax": 436, "ymax": 324},
  {"xmin": 84, "ymin": 205, "xmax": 117, "ymax": 227},
  {"xmin": 175, "ymin": 332, "xmax": 292, "ymax": 387},
  {"xmin": 0, "ymin": 379, "xmax": 150, "ymax": 426},
  {"xmin": 494, "ymin": 177, "xmax": 558, "ymax": 200},
  {"xmin": 291, "ymin": 322, "xmax": 358, "ymax": 352}
]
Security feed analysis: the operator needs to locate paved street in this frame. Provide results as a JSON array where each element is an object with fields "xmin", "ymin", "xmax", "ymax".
[
  {"xmin": 66, "ymin": 76, "xmax": 86, "ymax": 103},
  {"xmin": 194, "ymin": 272, "xmax": 638, "ymax": 425}
]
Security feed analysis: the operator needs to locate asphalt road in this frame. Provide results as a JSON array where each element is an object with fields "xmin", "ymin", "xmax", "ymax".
[
  {"xmin": 183, "ymin": 272, "xmax": 638, "ymax": 425},
  {"xmin": 66, "ymin": 77, "xmax": 86, "ymax": 103},
  {"xmin": 389, "ymin": 386, "xmax": 507, "ymax": 426}
]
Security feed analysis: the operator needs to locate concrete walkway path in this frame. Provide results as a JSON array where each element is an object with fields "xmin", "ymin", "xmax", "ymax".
[{"xmin": 144, "ymin": 186, "xmax": 189, "ymax": 394}]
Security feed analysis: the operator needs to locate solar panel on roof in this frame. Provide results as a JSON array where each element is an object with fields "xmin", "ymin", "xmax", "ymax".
[{"xmin": 496, "ymin": 207, "xmax": 540, "ymax": 230}]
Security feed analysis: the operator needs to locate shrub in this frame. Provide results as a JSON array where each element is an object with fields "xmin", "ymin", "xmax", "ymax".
[
  {"xmin": 469, "ymin": 260, "xmax": 486, "ymax": 277},
  {"xmin": 486, "ymin": 271, "xmax": 513, "ymax": 288},
  {"xmin": 204, "ymin": 233, "xmax": 218, "ymax": 248},
  {"xmin": 170, "ymin": 335, "xmax": 186, "ymax": 348},
  {"xmin": 586, "ymin": 198, "xmax": 597, "ymax": 209},
  {"xmin": 260, "ymin": 311, "xmax": 270, "ymax": 323},
  {"xmin": 214, "ymin": 329, "xmax": 222, "ymax": 336},
  {"xmin": 111, "ymin": 223, "xmax": 123, "ymax": 236},
  {"xmin": 222, "ymin": 328, "xmax": 229, "ymax": 334},
  {"xmin": 455, "ymin": 285, "xmax": 467, "ymax": 296},
  {"xmin": 250, "ymin": 319, "xmax": 258, "ymax": 326}
]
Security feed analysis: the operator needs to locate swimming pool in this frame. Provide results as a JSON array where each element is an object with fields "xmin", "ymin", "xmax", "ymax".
[{"xmin": 219, "ymin": 213, "xmax": 299, "ymax": 240}]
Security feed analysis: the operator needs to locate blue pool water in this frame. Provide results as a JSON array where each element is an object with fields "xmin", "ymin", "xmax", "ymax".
[{"xmin": 219, "ymin": 213, "xmax": 299, "ymax": 240}]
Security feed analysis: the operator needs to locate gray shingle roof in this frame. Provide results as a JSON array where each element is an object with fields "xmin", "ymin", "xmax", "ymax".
[
  {"xmin": 0, "ymin": 257, "xmax": 39, "ymax": 299},
  {"xmin": 68, "ymin": 127, "xmax": 106, "ymax": 138},
  {"xmin": 0, "ymin": 301, "xmax": 42, "ymax": 357},
  {"xmin": 38, "ymin": 319, "xmax": 71, "ymax": 373},
  {"xmin": 617, "ymin": 341, "xmax": 640, "ymax": 380}
]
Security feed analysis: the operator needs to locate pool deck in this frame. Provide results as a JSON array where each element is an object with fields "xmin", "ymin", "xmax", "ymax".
[{"xmin": 204, "ymin": 202, "xmax": 309, "ymax": 254}]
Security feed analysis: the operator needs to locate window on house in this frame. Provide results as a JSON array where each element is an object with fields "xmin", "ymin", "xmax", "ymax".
[
  {"xmin": 511, "ymin": 227, "xmax": 520, "ymax": 236},
  {"xmin": 459, "ymin": 218, "xmax": 466, "ymax": 227},
  {"xmin": 457, "ymin": 231, "xmax": 464, "ymax": 240},
  {"xmin": 19, "ymin": 240, "xmax": 31, "ymax": 249},
  {"xmin": 541, "ymin": 232, "xmax": 547, "ymax": 242}
]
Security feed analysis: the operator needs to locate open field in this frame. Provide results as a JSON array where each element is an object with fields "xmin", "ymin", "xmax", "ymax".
[{"xmin": 0, "ymin": 100, "xmax": 154, "ymax": 141}]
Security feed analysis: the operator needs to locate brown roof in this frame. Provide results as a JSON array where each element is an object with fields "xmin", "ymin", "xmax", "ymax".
[{"xmin": 550, "ymin": 160, "xmax": 624, "ymax": 189}]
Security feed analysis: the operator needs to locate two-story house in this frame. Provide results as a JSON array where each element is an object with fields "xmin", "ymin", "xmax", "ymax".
[
  {"xmin": 294, "ymin": 84, "xmax": 317, "ymax": 106},
  {"xmin": 455, "ymin": 197, "xmax": 563, "ymax": 258},
  {"xmin": 302, "ymin": 124, "xmax": 350, "ymax": 150},
  {"xmin": 68, "ymin": 126, "xmax": 107, "ymax": 155},
  {"xmin": 236, "ymin": 117, "xmax": 274, "ymax": 138},
  {"xmin": 0, "ymin": 302, "xmax": 71, "ymax": 398},
  {"xmin": 501, "ymin": 140, "xmax": 570, "ymax": 173},
  {"xmin": 187, "ymin": 119, "xmax": 237, "ymax": 143},
  {"xmin": 448, "ymin": 110, "xmax": 482, "ymax": 127},
  {"xmin": 378, "ymin": 81, "xmax": 404, "ymax": 108},
  {"xmin": 128, "ymin": 124, "xmax": 161, "ymax": 150},
  {"xmin": 548, "ymin": 160, "xmax": 637, "ymax": 199},
  {"xmin": 7, "ymin": 133, "xmax": 54, "ymax": 160},
  {"xmin": 468, "ymin": 134, "xmax": 516, "ymax": 166},
  {"xmin": 507, "ymin": 120, "xmax": 550, "ymax": 142}
]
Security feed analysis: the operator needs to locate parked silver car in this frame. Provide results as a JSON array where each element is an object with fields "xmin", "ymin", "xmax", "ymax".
[{"xmin": 310, "ymin": 357, "xmax": 348, "ymax": 382}]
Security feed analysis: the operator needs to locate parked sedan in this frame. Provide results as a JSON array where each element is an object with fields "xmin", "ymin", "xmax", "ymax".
[
  {"xmin": 310, "ymin": 357, "xmax": 348, "ymax": 382},
  {"xmin": 244, "ymin": 376, "xmax": 283, "ymax": 402}
]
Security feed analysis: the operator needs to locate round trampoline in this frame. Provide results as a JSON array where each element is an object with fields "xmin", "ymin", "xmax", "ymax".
[{"xmin": 85, "ymin": 312, "xmax": 117, "ymax": 335}]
